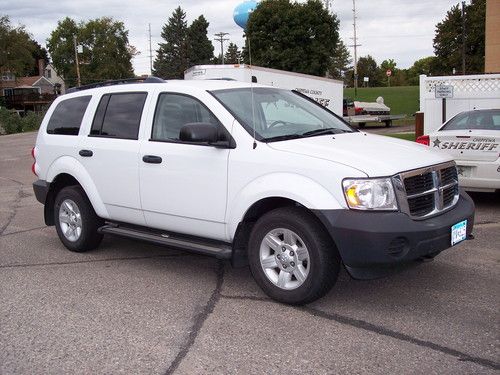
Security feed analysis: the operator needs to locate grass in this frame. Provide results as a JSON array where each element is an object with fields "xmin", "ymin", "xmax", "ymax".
[
  {"xmin": 385, "ymin": 132, "xmax": 416, "ymax": 142},
  {"xmin": 344, "ymin": 86, "xmax": 419, "ymax": 124}
]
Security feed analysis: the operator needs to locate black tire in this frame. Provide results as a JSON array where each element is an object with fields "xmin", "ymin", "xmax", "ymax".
[
  {"xmin": 358, "ymin": 122, "xmax": 366, "ymax": 129},
  {"xmin": 54, "ymin": 186, "xmax": 103, "ymax": 252},
  {"xmin": 384, "ymin": 120, "xmax": 392, "ymax": 127},
  {"xmin": 248, "ymin": 206, "xmax": 340, "ymax": 305}
]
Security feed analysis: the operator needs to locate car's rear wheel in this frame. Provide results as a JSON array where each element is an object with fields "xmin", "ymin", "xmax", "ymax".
[
  {"xmin": 248, "ymin": 206, "xmax": 340, "ymax": 305},
  {"xmin": 54, "ymin": 186, "xmax": 103, "ymax": 252}
]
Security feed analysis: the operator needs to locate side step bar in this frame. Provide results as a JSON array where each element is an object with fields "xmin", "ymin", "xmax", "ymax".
[{"xmin": 98, "ymin": 224, "xmax": 232, "ymax": 259}]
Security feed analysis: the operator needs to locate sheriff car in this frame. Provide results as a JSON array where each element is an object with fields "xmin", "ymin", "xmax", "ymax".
[{"xmin": 417, "ymin": 109, "xmax": 500, "ymax": 192}]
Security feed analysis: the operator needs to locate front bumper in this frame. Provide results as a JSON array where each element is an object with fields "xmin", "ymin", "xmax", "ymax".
[{"xmin": 314, "ymin": 190, "xmax": 475, "ymax": 278}]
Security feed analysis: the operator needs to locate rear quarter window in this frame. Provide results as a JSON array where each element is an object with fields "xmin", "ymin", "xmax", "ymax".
[
  {"xmin": 46, "ymin": 96, "xmax": 92, "ymax": 135},
  {"xmin": 90, "ymin": 92, "xmax": 147, "ymax": 139}
]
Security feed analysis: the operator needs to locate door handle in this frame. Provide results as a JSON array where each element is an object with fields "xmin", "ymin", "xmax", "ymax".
[
  {"xmin": 142, "ymin": 155, "xmax": 162, "ymax": 164},
  {"xmin": 79, "ymin": 149, "xmax": 93, "ymax": 157}
]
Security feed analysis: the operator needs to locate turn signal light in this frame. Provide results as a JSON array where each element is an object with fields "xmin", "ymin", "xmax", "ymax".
[{"xmin": 416, "ymin": 135, "xmax": 430, "ymax": 146}]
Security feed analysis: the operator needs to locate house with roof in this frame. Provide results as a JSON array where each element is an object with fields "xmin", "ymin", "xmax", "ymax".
[{"xmin": 0, "ymin": 60, "xmax": 65, "ymax": 112}]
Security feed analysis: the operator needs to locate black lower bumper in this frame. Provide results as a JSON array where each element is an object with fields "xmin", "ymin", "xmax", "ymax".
[
  {"xmin": 33, "ymin": 179, "xmax": 49, "ymax": 204},
  {"xmin": 314, "ymin": 190, "xmax": 475, "ymax": 278}
]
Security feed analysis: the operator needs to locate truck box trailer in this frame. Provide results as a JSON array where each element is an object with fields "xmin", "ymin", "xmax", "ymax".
[{"xmin": 184, "ymin": 64, "xmax": 344, "ymax": 116}]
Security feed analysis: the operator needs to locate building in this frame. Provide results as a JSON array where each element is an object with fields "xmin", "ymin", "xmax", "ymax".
[
  {"xmin": 0, "ymin": 60, "xmax": 65, "ymax": 112},
  {"xmin": 485, "ymin": 0, "xmax": 500, "ymax": 73}
]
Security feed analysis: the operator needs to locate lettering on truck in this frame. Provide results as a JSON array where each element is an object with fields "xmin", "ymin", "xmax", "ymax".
[
  {"xmin": 295, "ymin": 87, "xmax": 330, "ymax": 107},
  {"xmin": 433, "ymin": 138, "xmax": 499, "ymax": 152}
]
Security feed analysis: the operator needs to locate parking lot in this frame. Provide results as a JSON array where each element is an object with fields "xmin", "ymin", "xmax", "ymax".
[{"xmin": 1, "ymin": 131, "xmax": 499, "ymax": 374}]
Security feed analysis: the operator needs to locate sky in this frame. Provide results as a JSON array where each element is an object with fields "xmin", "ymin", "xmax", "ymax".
[{"xmin": 3, "ymin": 0, "xmax": 464, "ymax": 76}]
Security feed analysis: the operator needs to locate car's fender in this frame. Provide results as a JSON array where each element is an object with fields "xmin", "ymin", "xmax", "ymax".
[
  {"xmin": 226, "ymin": 172, "xmax": 345, "ymax": 240},
  {"xmin": 46, "ymin": 156, "xmax": 109, "ymax": 219}
]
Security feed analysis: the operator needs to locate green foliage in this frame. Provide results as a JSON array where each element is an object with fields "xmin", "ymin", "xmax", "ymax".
[
  {"xmin": 406, "ymin": 56, "xmax": 436, "ymax": 85},
  {"xmin": 224, "ymin": 43, "xmax": 242, "ymax": 64},
  {"xmin": 433, "ymin": 0, "xmax": 485, "ymax": 75},
  {"xmin": 47, "ymin": 17, "xmax": 135, "ymax": 87},
  {"xmin": 0, "ymin": 107, "xmax": 44, "ymax": 134},
  {"xmin": 154, "ymin": 7, "xmax": 214, "ymax": 79},
  {"xmin": 244, "ymin": 0, "xmax": 339, "ymax": 77},
  {"xmin": 344, "ymin": 86, "xmax": 419, "ymax": 118},
  {"xmin": 0, "ymin": 15, "xmax": 35, "ymax": 76},
  {"xmin": 187, "ymin": 15, "xmax": 214, "ymax": 66},
  {"xmin": 328, "ymin": 39, "xmax": 351, "ymax": 80},
  {"xmin": 356, "ymin": 55, "xmax": 380, "ymax": 86}
]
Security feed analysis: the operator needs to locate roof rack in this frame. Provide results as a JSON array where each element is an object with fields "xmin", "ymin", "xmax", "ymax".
[{"xmin": 66, "ymin": 76, "xmax": 165, "ymax": 93}]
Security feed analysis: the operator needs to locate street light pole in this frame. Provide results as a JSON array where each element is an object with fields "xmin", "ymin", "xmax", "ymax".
[{"xmin": 73, "ymin": 35, "xmax": 81, "ymax": 87}]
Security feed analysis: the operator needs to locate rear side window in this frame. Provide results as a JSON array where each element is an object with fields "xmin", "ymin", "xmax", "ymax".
[
  {"xmin": 442, "ymin": 110, "xmax": 500, "ymax": 131},
  {"xmin": 90, "ymin": 92, "xmax": 147, "ymax": 139},
  {"xmin": 46, "ymin": 96, "xmax": 91, "ymax": 135}
]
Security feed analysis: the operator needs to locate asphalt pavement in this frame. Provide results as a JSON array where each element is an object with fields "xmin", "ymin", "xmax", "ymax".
[{"xmin": 1, "ymin": 132, "xmax": 499, "ymax": 374}]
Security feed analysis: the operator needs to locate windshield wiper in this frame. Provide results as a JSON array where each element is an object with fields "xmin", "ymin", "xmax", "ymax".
[
  {"xmin": 262, "ymin": 134, "xmax": 303, "ymax": 142},
  {"xmin": 301, "ymin": 128, "xmax": 346, "ymax": 137}
]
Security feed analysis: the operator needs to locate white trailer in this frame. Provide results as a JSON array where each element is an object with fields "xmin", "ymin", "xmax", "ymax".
[{"xmin": 184, "ymin": 64, "xmax": 344, "ymax": 116}]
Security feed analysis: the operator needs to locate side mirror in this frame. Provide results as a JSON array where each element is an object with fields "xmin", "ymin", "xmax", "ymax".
[{"xmin": 180, "ymin": 122, "xmax": 218, "ymax": 143}]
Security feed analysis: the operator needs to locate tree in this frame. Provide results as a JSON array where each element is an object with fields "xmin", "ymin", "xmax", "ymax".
[
  {"xmin": 47, "ymin": 17, "xmax": 135, "ymax": 86},
  {"xmin": 0, "ymin": 15, "xmax": 35, "ymax": 76},
  {"xmin": 187, "ymin": 15, "xmax": 214, "ymax": 67},
  {"xmin": 154, "ymin": 8, "xmax": 214, "ymax": 78},
  {"xmin": 433, "ymin": 0, "xmax": 485, "ymax": 75},
  {"xmin": 244, "ymin": 0, "xmax": 339, "ymax": 77},
  {"xmin": 27, "ymin": 40, "xmax": 49, "ymax": 76},
  {"xmin": 380, "ymin": 59, "xmax": 397, "ymax": 86},
  {"xmin": 327, "ymin": 39, "xmax": 351, "ymax": 80},
  {"xmin": 224, "ymin": 43, "xmax": 241, "ymax": 64},
  {"xmin": 407, "ymin": 56, "xmax": 436, "ymax": 85},
  {"xmin": 356, "ymin": 55, "xmax": 379, "ymax": 87},
  {"xmin": 154, "ymin": 7, "xmax": 189, "ymax": 79}
]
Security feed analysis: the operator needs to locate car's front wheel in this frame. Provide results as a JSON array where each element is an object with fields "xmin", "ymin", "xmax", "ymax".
[
  {"xmin": 248, "ymin": 206, "xmax": 340, "ymax": 305},
  {"xmin": 54, "ymin": 186, "xmax": 103, "ymax": 252}
]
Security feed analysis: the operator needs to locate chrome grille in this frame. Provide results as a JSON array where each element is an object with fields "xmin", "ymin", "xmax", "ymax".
[{"xmin": 392, "ymin": 161, "xmax": 460, "ymax": 220}]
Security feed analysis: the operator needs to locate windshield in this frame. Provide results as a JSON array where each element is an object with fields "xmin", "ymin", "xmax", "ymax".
[
  {"xmin": 441, "ymin": 109, "xmax": 500, "ymax": 131},
  {"xmin": 211, "ymin": 87, "xmax": 355, "ymax": 141}
]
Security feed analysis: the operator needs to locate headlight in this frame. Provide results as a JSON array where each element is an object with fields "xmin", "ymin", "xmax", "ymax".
[{"xmin": 342, "ymin": 178, "xmax": 398, "ymax": 211}]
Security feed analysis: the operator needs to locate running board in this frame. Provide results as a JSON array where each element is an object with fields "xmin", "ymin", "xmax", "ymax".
[{"xmin": 98, "ymin": 224, "xmax": 232, "ymax": 259}]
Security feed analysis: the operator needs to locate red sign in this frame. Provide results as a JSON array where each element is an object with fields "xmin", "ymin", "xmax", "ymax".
[{"xmin": 386, "ymin": 69, "xmax": 392, "ymax": 77}]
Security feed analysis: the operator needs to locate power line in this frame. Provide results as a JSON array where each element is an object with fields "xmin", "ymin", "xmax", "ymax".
[
  {"xmin": 214, "ymin": 32, "xmax": 229, "ymax": 64},
  {"xmin": 148, "ymin": 23, "xmax": 153, "ymax": 75},
  {"xmin": 348, "ymin": 0, "xmax": 361, "ymax": 96}
]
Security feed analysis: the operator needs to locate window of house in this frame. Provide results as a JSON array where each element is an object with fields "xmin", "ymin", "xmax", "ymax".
[
  {"xmin": 46, "ymin": 95, "xmax": 92, "ymax": 135},
  {"xmin": 90, "ymin": 92, "xmax": 147, "ymax": 139},
  {"xmin": 46, "ymin": 69, "xmax": 52, "ymax": 79},
  {"xmin": 151, "ymin": 93, "xmax": 220, "ymax": 141}
]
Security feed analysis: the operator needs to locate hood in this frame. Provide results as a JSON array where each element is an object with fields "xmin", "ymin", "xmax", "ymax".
[{"xmin": 267, "ymin": 132, "xmax": 453, "ymax": 177}]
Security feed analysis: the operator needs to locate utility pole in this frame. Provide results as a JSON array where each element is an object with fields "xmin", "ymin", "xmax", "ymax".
[
  {"xmin": 73, "ymin": 35, "xmax": 81, "ymax": 87},
  {"xmin": 148, "ymin": 23, "xmax": 153, "ymax": 75},
  {"xmin": 214, "ymin": 32, "xmax": 229, "ymax": 64},
  {"xmin": 349, "ymin": 0, "xmax": 361, "ymax": 96},
  {"xmin": 461, "ymin": 1, "xmax": 466, "ymax": 75}
]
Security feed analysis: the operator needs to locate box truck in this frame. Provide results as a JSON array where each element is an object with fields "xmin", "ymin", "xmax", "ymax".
[{"xmin": 184, "ymin": 64, "xmax": 344, "ymax": 116}]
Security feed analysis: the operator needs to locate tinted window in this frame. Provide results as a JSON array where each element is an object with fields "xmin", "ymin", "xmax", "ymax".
[
  {"xmin": 91, "ymin": 93, "xmax": 147, "ymax": 139},
  {"xmin": 47, "ymin": 96, "xmax": 91, "ymax": 135},
  {"xmin": 442, "ymin": 110, "xmax": 500, "ymax": 131},
  {"xmin": 152, "ymin": 93, "xmax": 220, "ymax": 141}
]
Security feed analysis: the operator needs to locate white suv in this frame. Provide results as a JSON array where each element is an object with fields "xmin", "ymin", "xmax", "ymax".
[{"xmin": 32, "ymin": 77, "xmax": 475, "ymax": 304}]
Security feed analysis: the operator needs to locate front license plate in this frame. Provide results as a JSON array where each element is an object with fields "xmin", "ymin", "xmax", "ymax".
[
  {"xmin": 451, "ymin": 220, "xmax": 467, "ymax": 246},
  {"xmin": 456, "ymin": 165, "xmax": 471, "ymax": 178}
]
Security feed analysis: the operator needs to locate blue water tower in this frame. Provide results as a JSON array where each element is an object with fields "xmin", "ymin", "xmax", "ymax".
[{"xmin": 233, "ymin": 1, "xmax": 258, "ymax": 29}]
